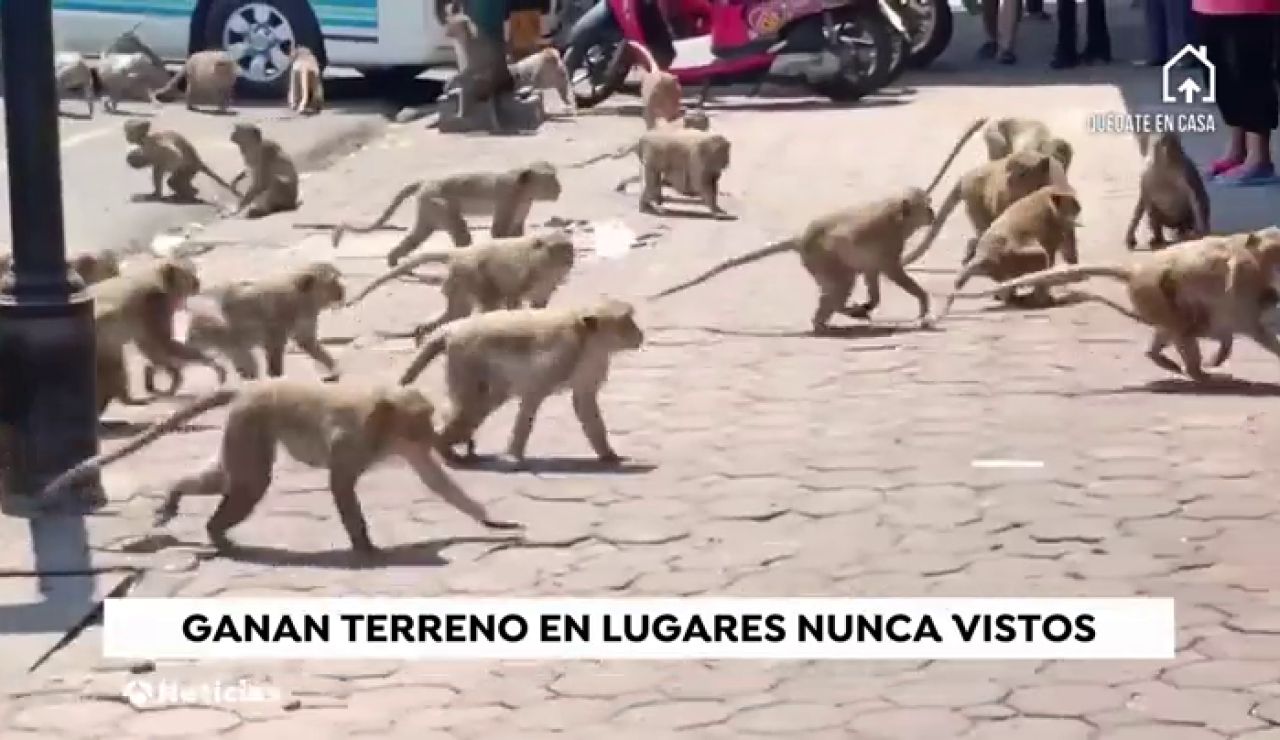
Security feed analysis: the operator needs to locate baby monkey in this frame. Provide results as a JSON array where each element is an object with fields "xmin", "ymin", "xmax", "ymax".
[
  {"xmin": 399, "ymin": 299, "xmax": 644, "ymax": 466},
  {"xmin": 40, "ymin": 379, "xmax": 522, "ymax": 556},
  {"xmin": 124, "ymin": 119, "xmax": 240, "ymax": 203}
]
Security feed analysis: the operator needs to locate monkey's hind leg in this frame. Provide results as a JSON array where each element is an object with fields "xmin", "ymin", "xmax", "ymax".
[
  {"xmin": 1144, "ymin": 329, "xmax": 1189, "ymax": 378},
  {"xmin": 1146, "ymin": 212, "xmax": 1168, "ymax": 250},
  {"xmin": 167, "ymin": 166, "xmax": 201, "ymax": 203},
  {"xmin": 204, "ymin": 420, "xmax": 275, "ymax": 551}
]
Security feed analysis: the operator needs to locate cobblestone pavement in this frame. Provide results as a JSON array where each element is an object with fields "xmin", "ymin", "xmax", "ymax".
[{"xmin": 7, "ymin": 21, "xmax": 1280, "ymax": 737}]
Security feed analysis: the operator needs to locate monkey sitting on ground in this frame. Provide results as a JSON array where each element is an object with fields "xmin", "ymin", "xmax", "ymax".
[
  {"xmin": 508, "ymin": 46, "xmax": 574, "ymax": 116},
  {"xmin": 922, "ymin": 116, "xmax": 1074, "ymax": 195},
  {"xmin": 151, "ymin": 49, "xmax": 238, "ymax": 113},
  {"xmin": 441, "ymin": 3, "xmax": 517, "ymax": 132},
  {"xmin": 142, "ymin": 262, "xmax": 347, "ymax": 396},
  {"xmin": 630, "ymin": 126, "xmax": 732, "ymax": 218},
  {"xmin": 39, "ymin": 378, "xmax": 522, "ymax": 555},
  {"xmin": 95, "ymin": 52, "xmax": 172, "ymax": 114},
  {"xmin": 55, "ymin": 52, "xmax": 97, "ymax": 117},
  {"xmin": 1125, "ymin": 131, "xmax": 1210, "ymax": 251},
  {"xmin": 902, "ymin": 148, "xmax": 1067, "ymax": 267},
  {"xmin": 0, "ymin": 249, "xmax": 121, "ymax": 292},
  {"xmin": 123, "ymin": 119, "xmax": 240, "ymax": 203},
  {"xmin": 399, "ymin": 299, "xmax": 644, "ymax": 466},
  {"xmin": 940, "ymin": 229, "xmax": 1280, "ymax": 382},
  {"xmin": 347, "ymin": 232, "xmax": 576, "ymax": 343},
  {"xmin": 91, "ymin": 257, "xmax": 227, "ymax": 414},
  {"xmin": 934, "ymin": 186, "xmax": 1083, "ymax": 318},
  {"xmin": 651, "ymin": 188, "xmax": 937, "ymax": 332},
  {"xmin": 330, "ymin": 162, "xmax": 563, "ymax": 265},
  {"xmin": 228, "ymin": 123, "xmax": 299, "ymax": 219},
  {"xmin": 287, "ymin": 46, "xmax": 325, "ymax": 115}
]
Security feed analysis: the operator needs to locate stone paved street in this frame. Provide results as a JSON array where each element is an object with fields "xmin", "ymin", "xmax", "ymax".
[{"xmin": 6, "ymin": 4, "xmax": 1280, "ymax": 737}]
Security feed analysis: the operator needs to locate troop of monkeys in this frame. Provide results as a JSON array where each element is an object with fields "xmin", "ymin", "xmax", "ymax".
[
  {"xmin": 30, "ymin": 95, "xmax": 1276, "ymax": 562},
  {"xmin": 56, "ymin": 24, "xmax": 325, "ymax": 118}
]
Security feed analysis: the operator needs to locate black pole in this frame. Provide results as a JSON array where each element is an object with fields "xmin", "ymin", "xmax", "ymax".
[{"xmin": 0, "ymin": 0, "xmax": 102, "ymax": 514}]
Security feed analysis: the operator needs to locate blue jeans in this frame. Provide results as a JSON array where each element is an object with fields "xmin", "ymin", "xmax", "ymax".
[{"xmin": 1145, "ymin": 0, "xmax": 1193, "ymax": 63}]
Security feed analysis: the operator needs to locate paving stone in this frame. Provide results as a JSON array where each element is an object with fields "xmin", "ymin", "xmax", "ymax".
[
  {"xmin": 847, "ymin": 706, "xmax": 971, "ymax": 738},
  {"xmin": 726, "ymin": 702, "xmax": 848, "ymax": 734},
  {"xmin": 1007, "ymin": 684, "xmax": 1125, "ymax": 716},
  {"xmin": 119, "ymin": 706, "xmax": 242, "ymax": 736},
  {"xmin": 965, "ymin": 717, "xmax": 1093, "ymax": 740},
  {"xmin": 612, "ymin": 699, "xmax": 734, "ymax": 730}
]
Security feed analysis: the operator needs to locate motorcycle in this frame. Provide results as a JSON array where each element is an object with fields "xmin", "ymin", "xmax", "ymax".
[
  {"xmin": 890, "ymin": 0, "xmax": 953, "ymax": 69},
  {"xmin": 560, "ymin": 0, "xmax": 902, "ymax": 107}
]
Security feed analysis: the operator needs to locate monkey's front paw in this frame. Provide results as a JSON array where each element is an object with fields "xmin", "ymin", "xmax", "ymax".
[{"xmin": 1124, "ymin": 234, "xmax": 1137, "ymax": 249}]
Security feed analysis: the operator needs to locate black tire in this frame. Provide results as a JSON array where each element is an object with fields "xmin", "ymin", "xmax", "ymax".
[
  {"xmin": 906, "ymin": 0, "xmax": 953, "ymax": 69},
  {"xmin": 810, "ymin": 8, "xmax": 894, "ymax": 102},
  {"xmin": 358, "ymin": 65, "xmax": 429, "ymax": 88},
  {"xmin": 202, "ymin": 0, "xmax": 324, "ymax": 98},
  {"xmin": 884, "ymin": 29, "xmax": 910, "ymax": 85},
  {"xmin": 566, "ymin": 38, "xmax": 629, "ymax": 109}
]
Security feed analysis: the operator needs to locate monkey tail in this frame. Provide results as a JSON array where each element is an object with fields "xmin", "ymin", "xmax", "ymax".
[
  {"xmin": 648, "ymin": 239, "xmax": 797, "ymax": 300},
  {"xmin": 151, "ymin": 66, "xmax": 185, "ymax": 103},
  {"xmin": 347, "ymin": 250, "xmax": 454, "ymax": 306},
  {"xmin": 198, "ymin": 163, "xmax": 241, "ymax": 198},
  {"xmin": 948, "ymin": 264, "xmax": 1135, "ymax": 299},
  {"xmin": 900, "ymin": 183, "xmax": 962, "ymax": 266},
  {"xmin": 923, "ymin": 116, "xmax": 988, "ymax": 196},
  {"xmin": 624, "ymin": 40, "xmax": 660, "ymax": 73},
  {"xmin": 566, "ymin": 142, "xmax": 635, "ymax": 169},
  {"xmin": 399, "ymin": 326, "xmax": 451, "ymax": 385},
  {"xmin": 1058, "ymin": 288, "xmax": 1148, "ymax": 324},
  {"xmin": 332, "ymin": 181, "xmax": 423, "ymax": 248},
  {"xmin": 39, "ymin": 387, "xmax": 239, "ymax": 501}
]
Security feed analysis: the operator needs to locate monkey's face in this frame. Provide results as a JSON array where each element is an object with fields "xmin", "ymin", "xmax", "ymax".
[
  {"xmin": 584, "ymin": 301, "xmax": 644, "ymax": 351},
  {"xmin": 1047, "ymin": 139, "xmax": 1073, "ymax": 172},
  {"xmin": 230, "ymin": 124, "xmax": 261, "ymax": 149},
  {"xmin": 159, "ymin": 260, "xmax": 202, "ymax": 301},
  {"xmin": 1007, "ymin": 153, "xmax": 1051, "ymax": 189},
  {"xmin": 300, "ymin": 264, "xmax": 346, "ymax": 307},
  {"xmin": 1048, "ymin": 191, "xmax": 1082, "ymax": 225},
  {"xmin": 1250, "ymin": 228, "xmax": 1280, "ymax": 270},
  {"xmin": 525, "ymin": 168, "xmax": 563, "ymax": 201},
  {"xmin": 901, "ymin": 189, "xmax": 935, "ymax": 229},
  {"xmin": 123, "ymin": 119, "xmax": 149, "ymax": 144},
  {"xmin": 539, "ymin": 236, "xmax": 576, "ymax": 268}
]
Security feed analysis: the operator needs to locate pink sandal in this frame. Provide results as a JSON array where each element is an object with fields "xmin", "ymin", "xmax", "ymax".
[{"xmin": 1207, "ymin": 157, "xmax": 1245, "ymax": 178}]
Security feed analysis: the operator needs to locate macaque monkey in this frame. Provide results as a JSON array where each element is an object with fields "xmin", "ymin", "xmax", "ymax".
[
  {"xmin": 345, "ymin": 232, "xmax": 576, "ymax": 342},
  {"xmin": 923, "ymin": 116, "xmax": 1074, "ymax": 195},
  {"xmin": 123, "ymin": 119, "xmax": 240, "ymax": 203},
  {"xmin": 615, "ymin": 39, "xmax": 682, "ymax": 129},
  {"xmin": 55, "ymin": 52, "xmax": 97, "ymax": 117},
  {"xmin": 151, "ymin": 49, "xmax": 237, "ymax": 113},
  {"xmin": 91, "ymin": 257, "xmax": 226, "ymax": 413},
  {"xmin": 1125, "ymin": 131, "xmax": 1210, "ymax": 250},
  {"xmin": 229, "ymin": 123, "xmax": 299, "ymax": 218},
  {"xmin": 39, "ymin": 379, "xmax": 522, "ymax": 555},
  {"xmin": 902, "ymin": 148, "xmax": 1064, "ymax": 267},
  {"xmin": 399, "ymin": 299, "xmax": 644, "ymax": 466},
  {"xmin": 632, "ymin": 128, "xmax": 733, "ymax": 218},
  {"xmin": 287, "ymin": 46, "xmax": 324, "ymax": 115},
  {"xmin": 330, "ymin": 162, "xmax": 563, "ymax": 265},
  {"xmin": 509, "ymin": 47, "xmax": 574, "ymax": 115},
  {"xmin": 143, "ymin": 262, "xmax": 346, "ymax": 396},
  {"xmin": 0, "ymin": 249, "xmax": 120, "ymax": 292},
  {"xmin": 566, "ymin": 110, "xmax": 712, "ymax": 170},
  {"xmin": 935, "ymin": 186, "xmax": 1082, "ymax": 317},
  {"xmin": 941, "ymin": 229, "xmax": 1280, "ymax": 382},
  {"xmin": 97, "ymin": 23, "xmax": 172, "ymax": 113},
  {"xmin": 651, "ymin": 188, "xmax": 937, "ymax": 332}
]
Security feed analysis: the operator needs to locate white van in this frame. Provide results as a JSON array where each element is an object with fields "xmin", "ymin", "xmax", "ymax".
[{"xmin": 51, "ymin": 0, "xmax": 543, "ymax": 96}]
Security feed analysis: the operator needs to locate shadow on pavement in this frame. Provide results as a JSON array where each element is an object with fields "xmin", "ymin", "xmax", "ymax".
[
  {"xmin": 452, "ymin": 455, "xmax": 657, "ymax": 475},
  {"xmin": 219, "ymin": 534, "xmax": 521, "ymax": 568}
]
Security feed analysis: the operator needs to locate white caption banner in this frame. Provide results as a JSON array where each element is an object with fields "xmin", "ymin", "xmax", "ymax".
[{"xmin": 104, "ymin": 597, "xmax": 1176, "ymax": 661}]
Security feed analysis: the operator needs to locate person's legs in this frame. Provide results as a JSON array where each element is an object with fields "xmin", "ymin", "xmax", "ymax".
[
  {"xmin": 1213, "ymin": 16, "xmax": 1279, "ymax": 182},
  {"xmin": 1053, "ymin": 0, "xmax": 1079, "ymax": 66},
  {"xmin": 1198, "ymin": 13, "xmax": 1246, "ymax": 172},
  {"xmin": 1165, "ymin": 0, "xmax": 1193, "ymax": 59},
  {"xmin": 1082, "ymin": 0, "xmax": 1111, "ymax": 61},
  {"xmin": 998, "ymin": 0, "xmax": 1023, "ymax": 62},
  {"xmin": 1144, "ymin": 0, "xmax": 1169, "ymax": 64},
  {"xmin": 1025, "ymin": 0, "xmax": 1049, "ymax": 20},
  {"xmin": 980, "ymin": 0, "xmax": 1000, "ymax": 57}
]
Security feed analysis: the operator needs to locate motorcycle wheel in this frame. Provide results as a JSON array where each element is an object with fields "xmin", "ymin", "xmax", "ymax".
[
  {"xmin": 809, "ymin": 7, "xmax": 895, "ymax": 102},
  {"xmin": 905, "ymin": 0, "xmax": 953, "ymax": 68},
  {"xmin": 566, "ymin": 39, "xmax": 630, "ymax": 109},
  {"xmin": 884, "ymin": 29, "xmax": 910, "ymax": 85}
]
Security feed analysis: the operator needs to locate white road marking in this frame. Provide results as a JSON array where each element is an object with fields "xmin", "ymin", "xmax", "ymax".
[
  {"xmin": 0, "ymin": 126, "xmax": 116, "ymax": 175},
  {"xmin": 971, "ymin": 459, "xmax": 1046, "ymax": 469}
]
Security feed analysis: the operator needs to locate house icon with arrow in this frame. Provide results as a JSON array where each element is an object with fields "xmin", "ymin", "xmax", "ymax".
[{"xmin": 1162, "ymin": 45, "xmax": 1215, "ymax": 104}]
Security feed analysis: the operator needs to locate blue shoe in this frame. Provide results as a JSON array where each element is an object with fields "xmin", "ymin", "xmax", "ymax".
[{"xmin": 1212, "ymin": 163, "xmax": 1280, "ymax": 187}]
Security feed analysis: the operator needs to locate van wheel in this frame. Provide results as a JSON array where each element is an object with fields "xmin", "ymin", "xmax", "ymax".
[{"xmin": 203, "ymin": 0, "xmax": 324, "ymax": 99}]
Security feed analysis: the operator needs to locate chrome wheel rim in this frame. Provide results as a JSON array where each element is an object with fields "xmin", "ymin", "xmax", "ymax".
[{"xmin": 222, "ymin": 2, "xmax": 296, "ymax": 84}]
